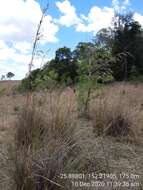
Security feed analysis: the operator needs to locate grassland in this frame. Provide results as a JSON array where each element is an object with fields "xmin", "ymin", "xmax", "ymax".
[{"xmin": 0, "ymin": 81, "xmax": 143, "ymax": 190}]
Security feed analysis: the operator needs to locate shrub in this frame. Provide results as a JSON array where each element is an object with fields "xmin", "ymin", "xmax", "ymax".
[
  {"xmin": 104, "ymin": 113, "xmax": 131, "ymax": 137},
  {"xmin": 91, "ymin": 92, "xmax": 136, "ymax": 138},
  {"xmin": 15, "ymin": 105, "xmax": 46, "ymax": 151},
  {"xmin": 9, "ymin": 96, "xmax": 80, "ymax": 190},
  {"xmin": 17, "ymin": 78, "xmax": 32, "ymax": 93}
]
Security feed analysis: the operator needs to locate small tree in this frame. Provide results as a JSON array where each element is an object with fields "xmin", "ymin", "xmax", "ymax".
[
  {"xmin": 1, "ymin": 75, "xmax": 5, "ymax": 80},
  {"xmin": 75, "ymin": 42, "xmax": 113, "ymax": 117},
  {"xmin": 6, "ymin": 72, "xmax": 15, "ymax": 80}
]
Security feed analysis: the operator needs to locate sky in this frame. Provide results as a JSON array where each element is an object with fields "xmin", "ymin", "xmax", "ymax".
[{"xmin": 0, "ymin": 0, "xmax": 143, "ymax": 79}]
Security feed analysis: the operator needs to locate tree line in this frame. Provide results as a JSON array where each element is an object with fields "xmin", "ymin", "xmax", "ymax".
[{"xmin": 20, "ymin": 12, "xmax": 143, "ymax": 91}]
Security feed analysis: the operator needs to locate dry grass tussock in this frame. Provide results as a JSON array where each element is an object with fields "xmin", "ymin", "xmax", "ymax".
[
  {"xmin": 6, "ymin": 92, "xmax": 83, "ymax": 190},
  {"xmin": 0, "ymin": 82, "xmax": 143, "ymax": 190},
  {"xmin": 90, "ymin": 83, "xmax": 143, "ymax": 141}
]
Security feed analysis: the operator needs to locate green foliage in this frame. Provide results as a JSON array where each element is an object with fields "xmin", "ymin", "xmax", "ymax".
[
  {"xmin": 18, "ymin": 69, "xmax": 42, "ymax": 92},
  {"xmin": 77, "ymin": 45, "xmax": 113, "ymax": 83},
  {"xmin": 129, "ymin": 74, "xmax": 143, "ymax": 82},
  {"xmin": 111, "ymin": 13, "xmax": 143, "ymax": 80},
  {"xmin": 76, "ymin": 79, "xmax": 104, "ymax": 117},
  {"xmin": 19, "ymin": 43, "xmax": 113, "ymax": 92},
  {"xmin": 95, "ymin": 12, "xmax": 143, "ymax": 81},
  {"xmin": 6, "ymin": 72, "xmax": 15, "ymax": 79},
  {"xmin": 50, "ymin": 47, "xmax": 78, "ymax": 84},
  {"xmin": 39, "ymin": 71, "xmax": 58, "ymax": 90},
  {"xmin": 72, "ymin": 41, "xmax": 113, "ymax": 117},
  {"xmin": 18, "ymin": 78, "xmax": 32, "ymax": 93},
  {"xmin": 19, "ymin": 12, "xmax": 143, "ymax": 92}
]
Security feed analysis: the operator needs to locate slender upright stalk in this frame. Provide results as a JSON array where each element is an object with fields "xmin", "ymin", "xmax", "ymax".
[
  {"xmin": 26, "ymin": 3, "xmax": 49, "ymax": 103},
  {"xmin": 28, "ymin": 4, "xmax": 49, "ymax": 75}
]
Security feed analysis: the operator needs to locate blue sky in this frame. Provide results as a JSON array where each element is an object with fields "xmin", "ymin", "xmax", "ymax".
[{"xmin": 0, "ymin": 0, "xmax": 143, "ymax": 79}]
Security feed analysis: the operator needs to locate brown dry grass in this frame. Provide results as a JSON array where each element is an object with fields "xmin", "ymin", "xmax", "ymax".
[
  {"xmin": 0, "ymin": 82, "xmax": 143, "ymax": 190},
  {"xmin": 90, "ymin": 83, "xmax": 143, "ymax": 141}
]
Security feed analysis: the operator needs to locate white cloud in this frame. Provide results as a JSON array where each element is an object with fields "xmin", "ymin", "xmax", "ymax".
[
  {"xmin": 41, "ymin": 15, "xmax": 59, "ymax": 43},
  {"xmin": 0, "ymin": 0, "xmax": 59, "ymax": 43},
  {"xmin": 13, "ymin": 42, "xmax": 32, "ymax": 54},
  {"xmin": 55, "ymin": 0, "xmax": 132, "ymax": 34},
  {"xmin": 112, "ymin": 0, "xmax": 131, "ymax": 12},
  {"xmin": 134, "ymin": 13, "xmax": 143, "ymax": 26},
  {"xmin": 55, "ymin": 0, "xmax": 114, "ymax": 33},
  {"xmin": 76, "ymin": 6, "xmax": 114, "ymax": 33},
  {"xmin": 55, "ymin": 0, "xmax": 81, "ymax": 27},
  {"xmin": 123, "ymin": 0, "xmax": 130, "ymax": 6},
  {"xmin": 0, "ymin": 41, "xmax": 28, "ymax": 79},
  {"xmin": 112, "ymin": 0, "xmax": 120, "ymax": 11},
  {"xmin": 0, "ymin": 0, "xmax": 59, "ymax": 79},
  {"xmin": 0, "ymin": 39, "xmax": 48, "ymax": 79}
]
